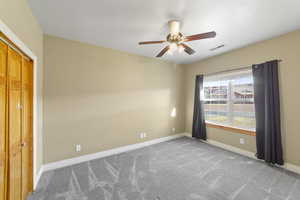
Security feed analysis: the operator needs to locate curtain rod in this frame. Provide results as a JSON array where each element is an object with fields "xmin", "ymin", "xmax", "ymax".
[{"xmin": 203, "ymin": 59, "xmax": 282, "ymax": 77}]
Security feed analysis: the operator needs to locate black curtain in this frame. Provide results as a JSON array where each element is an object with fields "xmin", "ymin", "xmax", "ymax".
[
  {"xmin": 192, "ymin": 75, "xmax": 207, "ymax": 140},
  {"xmin": 252, "ymin": 60, "xmax": 283, "ymax": 165}
]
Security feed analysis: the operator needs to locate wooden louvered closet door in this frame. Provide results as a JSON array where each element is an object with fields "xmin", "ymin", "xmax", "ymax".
[
  {"xmin": 21, "ymin": 58, "xmax": 33, "ymax": 199},
  {"xmin": 0, "ymin": 39, "xmax": 8, "ymax": 200},
  {"xmin": 8, "ymin": 47, "xmax": 22, "ymax": 200},
  {"xmin": 0, "ymin": 33, "xmax": 33, "ymax": 200}
]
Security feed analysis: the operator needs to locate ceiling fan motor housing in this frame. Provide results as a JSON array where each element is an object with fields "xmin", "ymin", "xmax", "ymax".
[
  {"xmin": 167, "ymin": 33, "xmax": 184, "ymax": 44},
  {"xmin": 168, "ymin": 20, "xmax": 180, "ymax": 35},
  {"xmin": 167, "ymin": 20, "xmax": 184, "ymax": 44}
]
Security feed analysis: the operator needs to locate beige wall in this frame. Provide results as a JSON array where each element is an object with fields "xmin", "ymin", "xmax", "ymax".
[
  {"xmin": 43, "ymin": 35, "xmax": 185, "ymax": 163},
  {"xmin": 184, "ymin": 30, "xmax": 300, "ymax": 166},
  {"xmin": 1, "ymin": 0, "xmax": 298, "ymax": 175},
  {"xmin": 0, "ymin": 0, "xmax": 44, "ymax": 173}
]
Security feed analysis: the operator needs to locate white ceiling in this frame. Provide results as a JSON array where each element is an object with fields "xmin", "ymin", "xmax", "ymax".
[{"xmin": 28, "ymin": 0, "xmax": 300, "ymax": 64}]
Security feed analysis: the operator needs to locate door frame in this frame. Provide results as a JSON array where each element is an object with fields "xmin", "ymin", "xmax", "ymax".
[{"xmin": 0, "ymin": 19, "xmax": 41, "ymax": 190}]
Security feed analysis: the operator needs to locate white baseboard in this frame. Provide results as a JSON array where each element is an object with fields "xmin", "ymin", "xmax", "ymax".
[
  {"xmin": 205, "ymin": 139, "xmax": 257, "ymax": 159},
  {"xmin": 34, "ymin": 166, "xmax": 44, "ymax": 190},
  {"xmin": 285, "ymin": 163, "xmax": 300, "ymax": 175},
  {"xmin": 185, "ymin": 133, "xmax": 300, "ymax": 175},
  {"xmin": 205, "ymin": 139, "xmax": 300, "ymax": 175},
  {"xmin": 42, "ymin": 133, "xmax": 185, "ymax": 173},
  {"xmin": 35, "ymin": 133, "xmax": 300, "ymax": 188},
  {"xmin": 182, "ymin": 132, "xmax": 192, "ymax": 138},
  {"xmin": 182, "ymin": 133, "xmax": 256, "ymax": 159}
]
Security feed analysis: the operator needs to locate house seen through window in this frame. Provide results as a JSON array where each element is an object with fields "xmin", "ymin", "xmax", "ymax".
[{"xmin": 203, "ymin": 69, "xmax": 256, "ymax": 131}]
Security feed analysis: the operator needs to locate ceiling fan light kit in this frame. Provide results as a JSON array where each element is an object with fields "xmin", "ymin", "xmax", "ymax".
[
  {"xmin": 169, "ymin": 42, "xmax": 178, "ymax": 52},
  {"xmin": 138, "ymin": 20, "xmax": 216, "ymax": 58}
]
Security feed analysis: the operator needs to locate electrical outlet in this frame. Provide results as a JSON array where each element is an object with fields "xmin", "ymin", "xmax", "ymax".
[
  {"xmin": 172, "ymin": 128, "xmax": 176, "ymax": 133},
  {"xmin": 75, "ymin": 144, "xmax": 81, "ymax": 152},
  {"xmin": 139, "ymin": 132, "xmax": 147, "ymax": 138},
  {"xmin": 240, "ymin": 138, "xmax": 245, "ymax": 144}
]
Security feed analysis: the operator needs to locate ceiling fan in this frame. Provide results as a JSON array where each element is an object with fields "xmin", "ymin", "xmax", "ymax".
[{"xmin": 138, "ymin": 20, "xmax": 216, "ymax": 57}]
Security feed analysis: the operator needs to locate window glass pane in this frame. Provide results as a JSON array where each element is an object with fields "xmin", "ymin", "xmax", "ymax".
[
  {"xmin": 203, "ymin": 69, "xmax": 256, "ymax": 131},
  {"xmin": 231, "ymin": 74, "xmax": 256, "ymax": 130},
  {"xmin": 204, "ymin": 101, "xmax": 229, "ymax": 124},
  {"xmin": 204, "ymin": 80, "xmax": 230, "ymax": 125}
]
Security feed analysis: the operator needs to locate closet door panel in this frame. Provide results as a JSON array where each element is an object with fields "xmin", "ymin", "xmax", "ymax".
[
  {"xmin": 21, "ymin": 58, "xmax": 33, "ymax": 199},
  {"xmin": 0, "ymin": 40, "xmax": 7, "ymax": 200},
  {"xmin": 8, "ymin": 47, "xmax": 22, "ymax": 200}
]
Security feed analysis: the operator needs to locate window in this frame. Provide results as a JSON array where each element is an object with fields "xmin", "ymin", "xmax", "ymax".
[{"xmin": 203, "ymin": 69, "xmax": 256, "ymax": 131}]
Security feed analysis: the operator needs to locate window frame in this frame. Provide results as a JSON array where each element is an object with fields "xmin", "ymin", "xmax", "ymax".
[
  {"xmin": 203, "ymin": 69, "xmax": 256, "ymax": 136},
  {"xmin": 205, "ymin": 121, "xmax": 256, "ymax": 136}
]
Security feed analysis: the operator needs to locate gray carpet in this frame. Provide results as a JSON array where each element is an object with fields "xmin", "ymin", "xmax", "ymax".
[{"xmin": 29, "ymin": 137, "xmax": 300, "ymax": 200}]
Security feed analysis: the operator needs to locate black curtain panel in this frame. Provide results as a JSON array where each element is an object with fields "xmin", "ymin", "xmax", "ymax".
[
  {"xmin": 192, "ymin": 75, "xmax": 207, "ymax": 140},
  {"xmin": 252, "ymin": 60, "xmax": 283, "ymax": 165}
]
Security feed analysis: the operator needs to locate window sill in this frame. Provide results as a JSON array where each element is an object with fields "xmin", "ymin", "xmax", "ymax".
[{"xmin": 205, "ymin": 122, "xmax": 256, "ymax": 136}]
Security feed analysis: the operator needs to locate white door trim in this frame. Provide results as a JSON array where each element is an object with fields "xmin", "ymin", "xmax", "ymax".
[{"xmin": 0, "ymin": 19, "xmax": 40, "ymax": 189}]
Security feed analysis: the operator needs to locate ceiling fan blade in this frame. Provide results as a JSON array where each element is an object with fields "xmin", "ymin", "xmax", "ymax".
[
  {"xmin": 181, "ymin": 43, "xmax": 196, "ymax": 55},
  {"xmin": 156, "ymin": 46, "xmax": 170, "ymax": 57},
  {"xmin": 185, "ymin": 31, "xmax": 216, "ymax": 42},
  {"xmin": 139, "ymin": 40, "xmax": 165, "ymax": 45}
]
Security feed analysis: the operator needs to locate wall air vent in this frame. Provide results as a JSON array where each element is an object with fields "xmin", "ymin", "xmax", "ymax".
[{"xmin": 210, "ymin": 44, "xmax": 225, "ymax": 51}]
